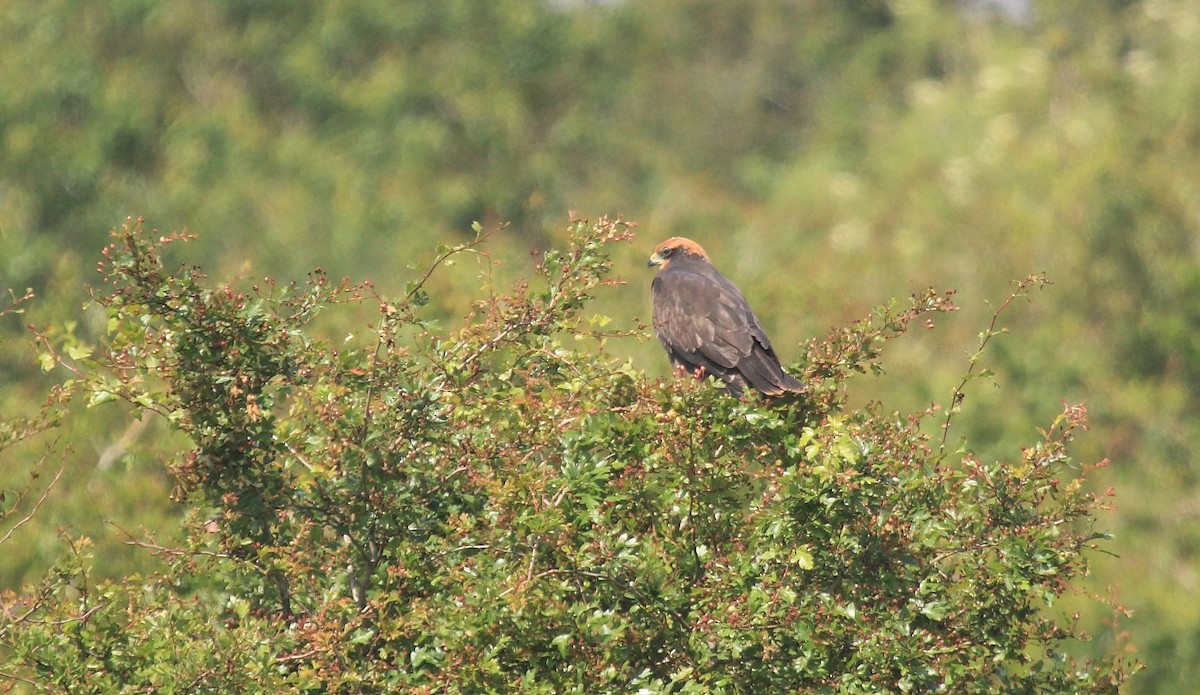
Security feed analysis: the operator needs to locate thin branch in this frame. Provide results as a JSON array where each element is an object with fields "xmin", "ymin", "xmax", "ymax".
[
  {"xmin": 938, "ymin": 274, "xmax": 1049, "ymax": 456},
  {"xmin": 404, "ymin": 225, "xmax": 501, "ymax": 305},
  {"xmin": 10, "ymin": 604, "xmax": 102, "ymax": 627},
  {"xmin": 0, "ymin": 287, "xmax": 35, "ymax": 319},
  {"xmin": 0, "ymin": 458, "xmax": 65, "ymax": 548},
  {"xmin": 497, "ymin": 567, "xmax": 607, "ymax": 598},
  {"xmin": 0, "ymin": 669, "xmax": 41, "ymax": 688},
  {"xmin": 110, "ymin": 522, "xmax": 234, "ymax": 561},
  {"xmin": 358, "ymin": 224, "xmax": 502, "ymax": 443},
  {"xmin": 434, "ymin": 543, "xmax": 492, "ymax": 559}
]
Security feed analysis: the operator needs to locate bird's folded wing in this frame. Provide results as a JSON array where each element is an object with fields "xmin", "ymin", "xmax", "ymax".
[{"xmin": 653, "ymin": 270, "xmax": 759, "ymax": 368}]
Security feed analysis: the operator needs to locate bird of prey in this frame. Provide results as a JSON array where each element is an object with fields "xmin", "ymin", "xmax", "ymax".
[{"xmin": 648, "ymin": 236, "xmax": 804, "ymax": 398}]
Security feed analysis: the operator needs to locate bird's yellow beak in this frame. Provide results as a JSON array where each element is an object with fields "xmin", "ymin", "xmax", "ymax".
[{"xmin": 647, "ymin": 252, "xmax": 664, "ymax": 268}]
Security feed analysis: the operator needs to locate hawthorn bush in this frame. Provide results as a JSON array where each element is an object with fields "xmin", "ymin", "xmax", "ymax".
[{"xmin": 1, "ymin": 217, "xmax": 1135, "ymax": 692}]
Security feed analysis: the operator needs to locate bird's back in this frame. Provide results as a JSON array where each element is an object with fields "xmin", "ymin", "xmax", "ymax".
[{"xmin": 652, "ymin": 255, "xmax": 803, "ymax": 397}]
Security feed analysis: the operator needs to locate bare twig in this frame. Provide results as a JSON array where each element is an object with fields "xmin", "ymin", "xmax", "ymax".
[
  {"xmin": 0, "ymin": 458, "xmax": 65, "ymax": 548},
  {"xmin": 0, "ymin": 669, "xmax": 41, "ymax": 688},
  {"xmin": 9, "ymin": 604, "xmax": 102, "ymax": 627},
  {"xmin": 110, "ymin": 522, "xmax": 234, "ymax": 561},
  {"xmin": 1, "ymin": 287, "xmax": 35, "ymax": 319}
]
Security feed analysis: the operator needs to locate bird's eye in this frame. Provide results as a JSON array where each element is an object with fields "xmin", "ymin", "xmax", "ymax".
[{"xmin": 661, "ymin": 247, "xmax": 674, "ymax": 257}]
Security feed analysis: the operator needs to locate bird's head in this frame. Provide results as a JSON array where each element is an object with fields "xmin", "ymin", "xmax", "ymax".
[{"xmin": 647, "ymin": 237, "xmax": 710, "ymax": 269}]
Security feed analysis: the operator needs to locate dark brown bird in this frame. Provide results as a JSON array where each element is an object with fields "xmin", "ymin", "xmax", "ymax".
[{"xmin": 648, "ymin": 237, "xmax": 805, "ymax": 398}]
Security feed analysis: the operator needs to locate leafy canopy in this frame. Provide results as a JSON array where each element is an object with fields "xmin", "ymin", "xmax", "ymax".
[{"xmin": 1, "ymin": 217, "xmax": 1135, "ymax": 692}]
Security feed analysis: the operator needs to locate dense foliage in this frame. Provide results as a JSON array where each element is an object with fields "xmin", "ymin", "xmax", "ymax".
[
  {"xmin": 0, "ymin": 219, "xmax": 1134, "ymax": 691},
  {"xmin": 3, "ymin": 0, "xmax": 1197, "ymax": 690}
]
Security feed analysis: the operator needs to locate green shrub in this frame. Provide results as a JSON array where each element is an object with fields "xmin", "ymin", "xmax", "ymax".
[{"xmin": 1, "ymin": 217, "xmax": 1137, "ymax": 692}]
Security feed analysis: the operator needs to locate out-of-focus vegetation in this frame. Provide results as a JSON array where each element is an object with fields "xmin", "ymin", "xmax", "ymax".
[{"xmin": 0, "ymin": 0, "xmax": 1195, "ymax": 690}]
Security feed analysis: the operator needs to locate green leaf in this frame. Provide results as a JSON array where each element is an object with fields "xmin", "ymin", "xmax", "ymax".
[
  {"xmin": 551, "ymin": 633, "xmax": 571, "ymax": 657},
  {"xmin": 88, "ymin": 391, "xmax": 119, "ymax": 407},
  {"xmin": 791, "ymin": 547, "xmax": 814, "ymax": 570},
  {"xmin": 918, "ymin": 601, "xmax": 948, "ymax": 621},
  {"xmin": 66, "ymin": 345, "xmax": 93, "ymax": 361}
]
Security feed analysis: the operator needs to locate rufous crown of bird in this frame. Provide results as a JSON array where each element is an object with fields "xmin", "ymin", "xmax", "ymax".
[{"xmin": 647, "ymin": 237, "xmax": 805, "ymax": 398}]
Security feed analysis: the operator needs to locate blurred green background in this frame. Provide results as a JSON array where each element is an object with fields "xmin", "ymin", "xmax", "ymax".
[{"xmin": 1, "ymin": 0, "xmax": 1195, "ymax": 690}]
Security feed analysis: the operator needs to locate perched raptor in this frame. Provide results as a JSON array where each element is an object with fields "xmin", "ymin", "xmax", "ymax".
[{"xmin": 648, "ymin": 236, "xmax": 804, "ymax": 398}]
